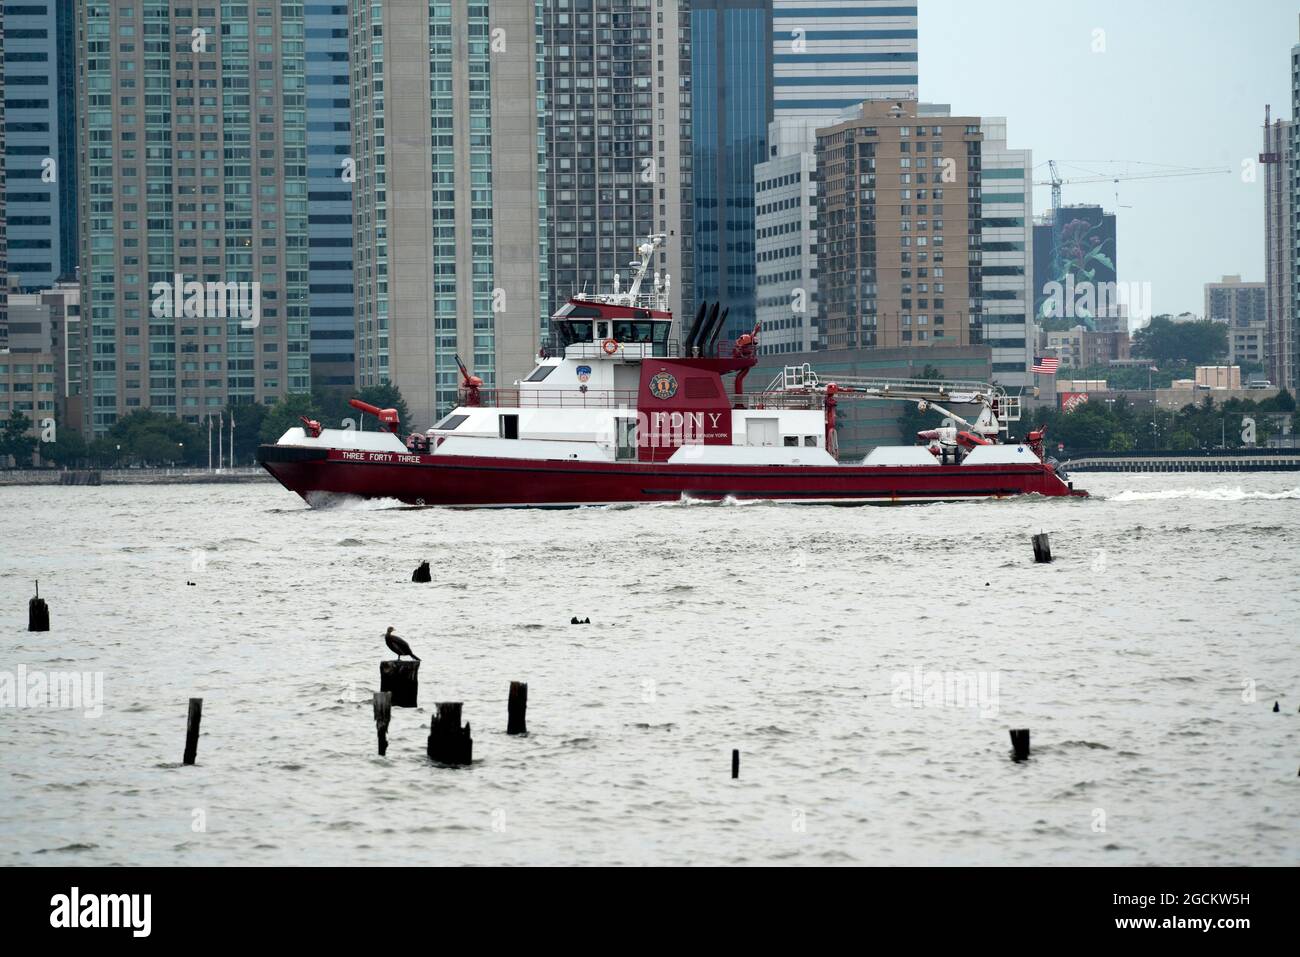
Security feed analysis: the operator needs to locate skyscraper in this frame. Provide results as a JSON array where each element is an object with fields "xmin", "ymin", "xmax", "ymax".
[
  {"xmin": 770, "ymin": 0, "xmax": 917, "ymax": 144},
  {"xmin": 692, "ymin": 0, "xmax": 772, "ymax": 342},
  {"xmin": 76, "ymin": 1, "xmax": 311, "ymax": 437},
  {"xmin": 350, "ymin": 0, "xmax": 547, "ymax": 428},
  {"xmin": 305, "ymin": 2, "xmax": 355, "ymax": 390},
  {"xmin": 972, "ymin": 115, "xmax": 1032, "ymax": 390},
  {"xmin": 1292, "ymin": 26, "xmax": 1300, "ymax": 391},
  {"xmin": 754, "ymin": 151, "xmax": 818, "ymax": 354},
  {"xmin": 816, "ymin": 100, "xmax": 983, "ymax": 351},
  {"xmin": 3, "ymin": 0, "xmax": 79, "ymax": 290},
  {"xmin": 1262, "ymin": 104, "xmax": 1294, "ymax": 390},
  {"xmin": 755, "ymin": 0, "xmax": 919, "ymax": 355},
  {"xmin": 543, "ymin": 0, "xmax": 693, "ymax": 325},
  {"xmin": 1, "ymin": 4, "xmax": 8, "ymax": 352}
]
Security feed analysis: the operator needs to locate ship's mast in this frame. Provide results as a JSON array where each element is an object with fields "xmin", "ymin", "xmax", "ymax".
[{"xmin": 573, "ymin": 234, "xmax": 670, "ymax": 312}]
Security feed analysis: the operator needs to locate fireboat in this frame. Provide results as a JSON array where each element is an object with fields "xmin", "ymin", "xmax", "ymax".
[{"xmin": 258, "ymin": 235, "xmax": 1086, "ymax": 507}]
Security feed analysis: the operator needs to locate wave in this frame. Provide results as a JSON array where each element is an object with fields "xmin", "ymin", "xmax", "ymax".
[
  {"xmin": 304, "ymin": 492, "xmax": 408, "ymax": 510},
  {"xmin": 1109, "ymin": 487, "xmax": 1300, "ymax": 503}
]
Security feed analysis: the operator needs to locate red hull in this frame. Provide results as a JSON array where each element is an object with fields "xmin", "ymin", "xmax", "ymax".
[{"xmin": 258, "ymin": 445, "xmax": 1086, "ymax": 507}]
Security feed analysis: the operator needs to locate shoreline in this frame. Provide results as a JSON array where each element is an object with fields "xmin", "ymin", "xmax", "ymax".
[{"xmin": 0, "ymin": 468, "xmax": 274, "ymax": 486}]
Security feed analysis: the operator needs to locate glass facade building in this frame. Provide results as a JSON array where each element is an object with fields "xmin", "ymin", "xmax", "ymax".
[
  {"xmin": 3, "ymin": 0, "xmax": 80, "ymax": 289},
  {"xmin": 304, "ymin": 2, "xmax": 354, "ymax": 389},
  {"xmin": 692, "ymin": 0, "xmax": 772, "ymax": 342}
]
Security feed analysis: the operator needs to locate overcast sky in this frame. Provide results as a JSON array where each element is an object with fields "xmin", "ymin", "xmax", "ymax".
[{"xmin": 920, "ymin": 0, "xmax": 1296, "ymax": 318}]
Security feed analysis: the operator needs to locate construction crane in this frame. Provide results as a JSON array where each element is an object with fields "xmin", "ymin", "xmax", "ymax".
[
  {"xmin": 1047, "ymin": 160, "xmax": 1063, "ymax": 212},
  {"xmin": 1035, "ymin": 161, "xmax": 1233, "ymax": 211}
]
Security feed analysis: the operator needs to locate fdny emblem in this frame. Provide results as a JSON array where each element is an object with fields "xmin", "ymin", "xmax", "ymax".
[
  {"xmin": 576, "ymin": 364, "xmax": 592, "ymax": 383},
  {"xmin": 649, "ymin": 371, "xmax": 678, "ymax": 400}
]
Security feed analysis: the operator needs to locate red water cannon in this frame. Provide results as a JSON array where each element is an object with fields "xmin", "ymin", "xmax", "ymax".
[
  {"xmin": 731, "ymin": 321, "xmax": 762, "ymax": 360},
  {"xmin": 455, "ymin": 354, "xmax": 483, "ymax": 407},
  {"xmin": 1025, "ymin": 425, "xmax": 1047, "ymax": 460},
  {"xmin": 299, "ymin": 416, "xmax": 323, "ymax": 438},
  {"xmin": 955, "ymin": 430, "xmax": 992, "ymax": 450},
  {"xmin": 348, "ymin": 398, "xmax": 401, "ymax": 434}
]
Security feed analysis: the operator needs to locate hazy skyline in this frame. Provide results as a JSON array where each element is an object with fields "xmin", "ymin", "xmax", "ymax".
[{"xmin": 921, "ymin": 0, "xmax": 1295, "ymax": 322}]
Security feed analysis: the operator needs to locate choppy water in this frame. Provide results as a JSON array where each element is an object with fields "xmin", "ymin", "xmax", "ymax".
[{"xmin": 1, "ymin": 474, "xmax": 1297, "ymax": 866}]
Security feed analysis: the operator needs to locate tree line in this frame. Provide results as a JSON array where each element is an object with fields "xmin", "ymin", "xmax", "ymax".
[{"xmin": 0, "ymin": 383, "xmax": 410, "ymax": 469}]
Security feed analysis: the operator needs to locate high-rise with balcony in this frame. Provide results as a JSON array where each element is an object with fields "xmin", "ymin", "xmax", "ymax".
[
  {"xmin": 75, "ymin": 1, "xmax": 311, "ymax": 438},
  {"xmin": 349, "ymin": 0, "xmax": 547, "ymax": 429},
  {"xmin": 3, "ymin": 0, "xmax": 80, "ymax": 290},
  {"xmin": 1263, "ymin": 103, "xmax": 1295, "ymax": 391},
  {"xmin": 543, "ymin": 0, "xmax": 693, "ymax": 326},
  {"xmin": 692, "ymin": 0, "xmax": 772, "ymax": 343},
  {"xmin": 816, "ymin": 100, "xmax": 982, "ymax": 351},
  {"xmin": 305, "ymin": 1, "xmax": 354, "ymax": 390}
]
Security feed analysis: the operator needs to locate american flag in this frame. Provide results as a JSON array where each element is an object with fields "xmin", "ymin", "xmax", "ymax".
[{"xmin": 1032, "ymin": 356, "xmax": 1061, "ymax": 374}]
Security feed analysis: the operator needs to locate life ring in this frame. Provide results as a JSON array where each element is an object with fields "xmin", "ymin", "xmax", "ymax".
[{"xmin": 601, "ymin": 338, "xmax": 620, "ymax": 356}]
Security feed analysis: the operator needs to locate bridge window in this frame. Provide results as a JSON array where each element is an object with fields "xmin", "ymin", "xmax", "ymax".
[
  {"xmin": 525, "ymin": 365, "xmax": 555, "ymax": 382},
  {"xmin": 613, "ymin": 320, "xmax": 656, "ymax": 343},
  {"xmin": 554, "ymin": 320, "xmax": 594, "ymax": 346}
]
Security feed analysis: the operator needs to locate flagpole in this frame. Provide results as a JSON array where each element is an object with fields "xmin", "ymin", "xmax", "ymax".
[
  {"xmin": 207, "ymin": 415, "xmax": 213, "ymax": 471},
  {"xmin": 230, "ymin": 414, "xmax": 236, "ymax": 469}
]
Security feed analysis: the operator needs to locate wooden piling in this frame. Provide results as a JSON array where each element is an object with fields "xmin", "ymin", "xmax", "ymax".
[
  {"xmin": 379, "ymin": 660, "xmax": 420, "ymax": 708},
  {"xmin": 731, "ymin": 748, "xmax": 740, "ymax": 779},
  {"xmin": 28, "ymin": 581, "xmax": 49, "ymax": 632},
  {"xmin": 1031, "ymin": 533, "xmax": 1052, "ymax": 564},
  {"xmin": 1274, "ymin": 701, "xmax": 1281, "ymax": 712},
  {"xmin": 373, "ymin": 691, "xmax": 392, "ymax": 756},
  {"xmin": 1009, "ymin": 728, "xmax": 1030, "ymax": 761},
  {"xmin": 427, "ymin": 702, "xmax": 473, "ymax": 766},
  {"xmin": 183, "ymin": 697, "xmax": 203, "ymax": 765},
  {"xmin": 507, "ymin": 681, "xmax": 528, "ymax": 735},
  {"xmin": 411, "ymin": 561, "xmax": 431, "ymax": 583}
]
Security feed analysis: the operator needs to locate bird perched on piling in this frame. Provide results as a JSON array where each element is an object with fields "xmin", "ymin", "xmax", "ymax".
[{"xmin": 384, "ymin": 626, "xmax": 421, "ymax": 661}]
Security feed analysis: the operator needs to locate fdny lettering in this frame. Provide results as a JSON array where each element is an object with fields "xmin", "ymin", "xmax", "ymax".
[
  {"xmin": 642, "ymin": 411, "xmax": 728, "ymax": 446},
  {"xmin": 339, "ymin": 451, "xmax": 422, "ymax": 464}
]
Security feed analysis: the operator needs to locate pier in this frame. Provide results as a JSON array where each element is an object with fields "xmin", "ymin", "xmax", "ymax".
[{"xmin": 1059, "ymin": 449, "xmax": 1300, "ymax": 473}]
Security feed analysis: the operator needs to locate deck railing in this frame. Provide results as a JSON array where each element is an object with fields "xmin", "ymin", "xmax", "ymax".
[
  {"xmin": 546, "ymin": 338, "xmax": 681, "ymax": 360},
  {"xmin": 457, "ymin": 388, "xmax": 824, "ymax": 411}
]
